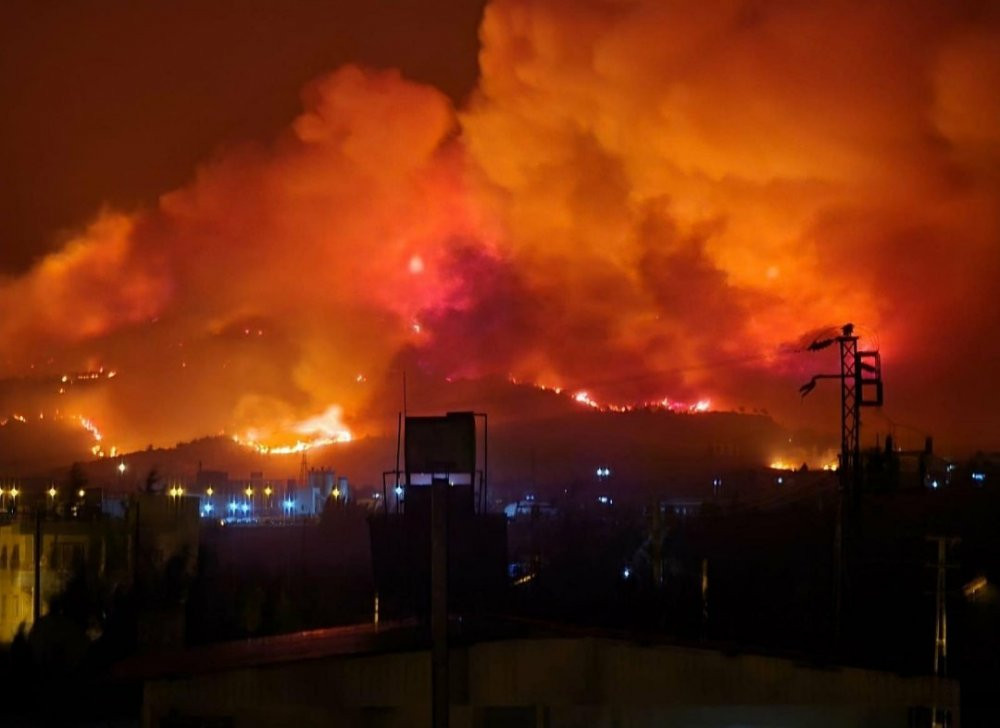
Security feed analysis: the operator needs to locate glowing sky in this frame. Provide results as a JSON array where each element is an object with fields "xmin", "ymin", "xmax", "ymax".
[{"xmin": 2, "ymin": 0, "xmax": 999, "ymax": 455}]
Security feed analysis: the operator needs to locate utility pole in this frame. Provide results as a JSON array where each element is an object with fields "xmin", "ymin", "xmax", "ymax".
[
  {"xmin": 801, "ymin": 323, "xmax": 883, "ymax": 644},
  {"xmin": 33, "ymin": 508, "xmax": 42, "ymax": 624},
  {"xmin": 430, "ymin": 476, "xmax": 449, "ymax": 728},
  {"xmin": 928, "ymin": 536, "xmax": 959, "ymax": 728},
  {"xmin": 298, "ymin": 452, "xmax": 308, "ymax": 493}
]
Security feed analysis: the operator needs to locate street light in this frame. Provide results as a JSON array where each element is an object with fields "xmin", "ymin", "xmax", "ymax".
[{"xmin": 118, "ymin": 462, "xmax": 126, "ymax": 475}]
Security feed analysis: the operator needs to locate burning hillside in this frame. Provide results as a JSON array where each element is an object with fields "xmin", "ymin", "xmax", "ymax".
[{"xmin": 2, "ymin": 1, "xmax": 999, "ymax": 454}]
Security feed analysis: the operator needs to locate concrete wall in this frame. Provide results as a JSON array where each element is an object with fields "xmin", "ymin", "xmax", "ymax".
[
  {"xmin": 143, "ymin": 637, "xmax": 959, "ymax": 728},
  {"xmin": 0, "ymin": 519, "xmax": 106, "ymax": 642}
]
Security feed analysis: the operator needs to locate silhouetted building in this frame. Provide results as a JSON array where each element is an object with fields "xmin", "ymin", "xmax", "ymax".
[{"xmin": 369, "ymin": 412, "xmax": 507, "ymax": 620}]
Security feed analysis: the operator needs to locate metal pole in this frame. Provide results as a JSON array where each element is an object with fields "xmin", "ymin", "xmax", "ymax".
[
  {"xmin": 834, "ymin": 330, "xmax": 859, "ymax": 646},
  {"xmin": 431, "ymin": 476, "xmax": 449, "ymax": 728},
  {"xmin": 33, "ymin": 509, "xmax": 42, "ymax": 623}
]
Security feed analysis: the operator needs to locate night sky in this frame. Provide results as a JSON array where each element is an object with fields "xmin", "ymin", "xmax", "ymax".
[{"xmin": 2, "ymin": 0, "xmax": 999, "ymax": 457}]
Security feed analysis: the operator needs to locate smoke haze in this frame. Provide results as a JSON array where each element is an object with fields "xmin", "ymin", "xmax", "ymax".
[{"xmin": 2, "ymin": 0, "xmax": 999, "ymax": 454}]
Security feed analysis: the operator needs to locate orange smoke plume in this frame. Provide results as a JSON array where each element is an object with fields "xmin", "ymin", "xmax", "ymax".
[{"xmin": 1, "ymin": 1, "xmax": 999, "ymax": 454}]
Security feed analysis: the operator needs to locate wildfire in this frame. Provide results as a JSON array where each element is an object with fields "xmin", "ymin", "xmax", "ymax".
[
  {"xmin": 509, "ymin": 376, "xmax": 714, "ymax": 414},
  {"xmin": 76, "ymin": 415, "xmax": 118, "ymax": 457},
  {"xmin": 231, "ymin": 404, "xmax": 353, "ymax": 455},
  {"xmin": 573, "ymin": 389, "xmax": 713, "ymax": 414},
  {"xmin": 0, "ymin": 409, "xmax": 119, "ymax": 458},
  {"xmin": 769, "ymin": 460, "xmax": 798, "ymax": 471},
  {"xmin": 769, "ymin": 456, "xmax": 839, "ymax": 472}
]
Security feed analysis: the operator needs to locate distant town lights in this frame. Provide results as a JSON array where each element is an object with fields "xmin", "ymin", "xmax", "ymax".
[
  {"xmin": 118, "ymin": 462, "xmax": 126, "ymax": 474},
  {"xmin": 596, "ymin": 467, "xmax": 611, "ymax": 478}
]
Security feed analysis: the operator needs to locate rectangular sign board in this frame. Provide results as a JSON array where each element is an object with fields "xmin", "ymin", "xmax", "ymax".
[{"xmin": 405, "ymin": 412, "xmax": 476, "ymax": 475}]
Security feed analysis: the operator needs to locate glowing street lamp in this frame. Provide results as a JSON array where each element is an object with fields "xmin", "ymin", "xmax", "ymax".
[
  {"xmin": 118, "ymin": 462, "xmax": 127, "ymax": 475},
  {"xmin": 48, "ymin": 486, "xmax": 57, "ymax": 509}
]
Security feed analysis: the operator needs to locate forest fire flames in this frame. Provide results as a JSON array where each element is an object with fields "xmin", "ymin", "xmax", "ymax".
[
  {"xmin": 1, "ymin": 0, "xmax": 999, "ymax": 452},
  {"xmin": 230, "ymin": 405, "xmax": 353, "ymax": 456}
]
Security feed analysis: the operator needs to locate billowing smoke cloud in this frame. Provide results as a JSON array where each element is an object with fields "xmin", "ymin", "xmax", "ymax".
[{"xmin": 2, "ymin": 0, "xmax": 999, "ymax": 454}]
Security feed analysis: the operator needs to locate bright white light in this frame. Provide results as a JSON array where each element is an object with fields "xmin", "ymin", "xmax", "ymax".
[
  {"xmin": 394, "ymin": 486, "xmax": 404, "ymax": 496},
  {"xmin": 972, "ymin": 472, "xmax": 986, "ymax": 482},
  {"xmin": 622, "ymin": 567, "xmax": 631, "ymax": 579}
]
